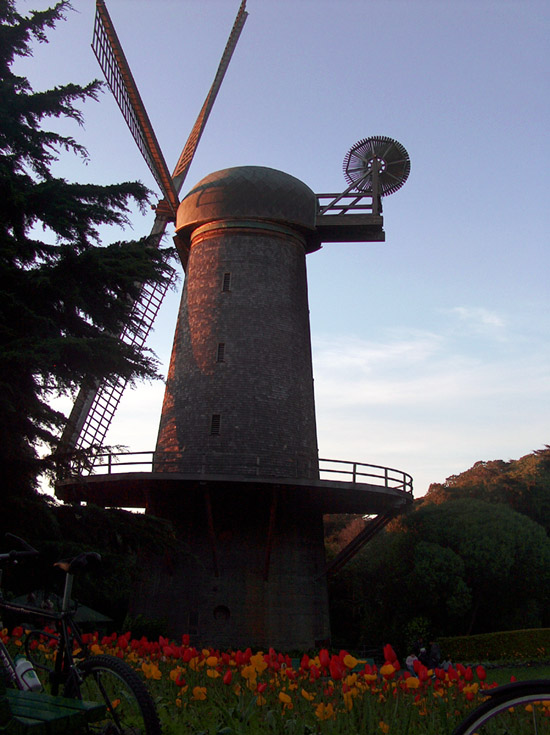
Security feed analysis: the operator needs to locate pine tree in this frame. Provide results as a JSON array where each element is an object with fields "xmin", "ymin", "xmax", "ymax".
[{"xmin": 0, "ymin": 0, "xmax": 174, "ymax": 496}]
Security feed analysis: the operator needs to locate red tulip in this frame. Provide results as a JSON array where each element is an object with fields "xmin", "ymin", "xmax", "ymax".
[
  {"xmin": 329, "ymin": 655, "xmax": 344, "ymax": 680},
  {"xmin": 383, "ymin": 644, "xmax": 397, "ymax": 663},
  {"xmin": 476, "ymin": 665, "xmax": 487, "ymax": 681}
]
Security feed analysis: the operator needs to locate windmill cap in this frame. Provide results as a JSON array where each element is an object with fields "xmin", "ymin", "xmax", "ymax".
[{"xmin": 176, "ymin": 165, "xmax": 318, "ymax": 238}]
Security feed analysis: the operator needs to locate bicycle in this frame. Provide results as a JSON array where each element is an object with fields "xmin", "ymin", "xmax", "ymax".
[
  {"xmin": 452, "ymin": 678, "xmax": 550, "ymax": 734},
  {"xmin": 0, "ymin": 533, "xmax": 161, "ymax": 735}
]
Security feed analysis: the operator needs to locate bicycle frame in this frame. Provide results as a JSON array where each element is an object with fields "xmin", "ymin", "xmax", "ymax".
[
  {"xmin": 0, "ymin": 535, "xmax": 161, "ymax": 735},
  {"xmin": 0, "ymin": 551, "xmax": 87, "ymax": 695}
]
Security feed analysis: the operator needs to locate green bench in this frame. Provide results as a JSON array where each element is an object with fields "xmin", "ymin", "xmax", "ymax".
[{"xmin": 0, "ymin": 674, "xmax": 106, "ymax": 735}]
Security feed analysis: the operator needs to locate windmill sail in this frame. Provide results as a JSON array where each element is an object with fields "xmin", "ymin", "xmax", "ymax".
[
  {"xmin": 58, "ymin": 1, "xmax": 248, "ymax": 461},
  {"xmin": 172, "ymin": 0, "xmax": 248, "ymax": 187},
  {"xmin": 92, "ymin": 0, "xmax": 179, "ymax": 215}
]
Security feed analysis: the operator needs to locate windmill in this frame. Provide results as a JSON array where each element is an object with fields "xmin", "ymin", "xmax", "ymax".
[{"xmin": 57, "ymin": 1, "xmax": 413, "ymax": 649}]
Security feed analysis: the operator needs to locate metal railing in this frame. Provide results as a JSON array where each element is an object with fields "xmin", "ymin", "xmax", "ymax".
[
  {"xmin": 60, "ymin": 450, "xmax": 413, "ymax": 497},
  {"xmin": 316, "ymin": 189, "xmax": 382, "ymax": 217}
]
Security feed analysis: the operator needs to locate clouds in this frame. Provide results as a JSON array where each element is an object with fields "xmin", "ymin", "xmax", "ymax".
[
  {"xmin": 449, "ymin": 306, "xmax": 505, "ymax": 333},
  {"xmin": 311, "ymin": 307, "xmax": 550, "ymax": 495}
]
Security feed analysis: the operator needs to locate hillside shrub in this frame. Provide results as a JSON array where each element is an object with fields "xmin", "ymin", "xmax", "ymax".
[{"xmin": 440, "ymin": 628, "xmax": 550, "ymax": 662}]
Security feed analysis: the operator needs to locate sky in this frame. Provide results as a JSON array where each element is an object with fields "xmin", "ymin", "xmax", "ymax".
[{"xmin": 14, "ymin": 0, "xmax": 550, "ymax": 498}]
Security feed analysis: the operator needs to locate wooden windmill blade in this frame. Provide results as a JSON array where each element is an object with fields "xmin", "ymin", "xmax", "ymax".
[
  {"xmin": 92, "ymin": 0, "xmax": 180, "ymax": 216},
  {"xmin": 58, "ymin": 1, "xmax": 248, "ymax": 459},
  {"xmin": 172, "ymin": 0, "xmax": 248, "ymax": 188}
]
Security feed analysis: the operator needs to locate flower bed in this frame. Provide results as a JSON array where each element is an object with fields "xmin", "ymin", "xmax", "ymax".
[{"xmin": 1, "ymin": 629, "xmax": 527, "ymax": 734}]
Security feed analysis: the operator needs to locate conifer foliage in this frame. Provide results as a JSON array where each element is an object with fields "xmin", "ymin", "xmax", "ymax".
[{"xmin": 0, "ymin": 1, "xmax": 174, "ymax": 495}]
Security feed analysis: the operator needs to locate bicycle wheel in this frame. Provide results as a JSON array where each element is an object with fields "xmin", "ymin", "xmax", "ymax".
[
  {"xmin": 453, "ymin": 680, "xmax": 550, "ymax": 735},
  {"xmin": 65, "ymin": 654, "xmax": 161, "ymax": 735}
]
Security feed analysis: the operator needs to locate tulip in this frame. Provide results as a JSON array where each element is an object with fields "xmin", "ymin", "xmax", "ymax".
[
  {"xmin": 191, "ymin": 686, "xmax": 207, "ymax": 701},
  {"xmin": 380, "ymin": 663, "xmax": 396, "ymax": 679},
  {"xmin": 315, "ymin": 702, "xmax": 335, "ymax": 721},
  {"xmin": 476, "ymin": 665, "xmax": 487, "ymax": 681},
  {"xmin": 343, "ymin": 654, "xmax": 358, "ymax": 669},
  {"xmin": 329, "ymin": 656, "xmax": 345, "ymax": 680}
]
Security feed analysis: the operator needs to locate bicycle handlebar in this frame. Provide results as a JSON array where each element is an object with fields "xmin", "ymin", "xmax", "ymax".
[
  {"xmin": 0, "ymin": 534, "xmax": 39, "ymax": 564},
  {"xmin": 1, "ymin": 536, "xmax": 101, "ymax": 574}
]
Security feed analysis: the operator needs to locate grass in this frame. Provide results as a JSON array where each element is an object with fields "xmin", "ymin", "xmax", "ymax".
[{"xmin": 486, "ymin": 662, "xmax": 550, "ymax": 685}]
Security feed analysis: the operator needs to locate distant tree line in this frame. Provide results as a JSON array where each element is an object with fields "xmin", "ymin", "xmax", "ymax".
[
  {"xmin": 327, "ymin": 447, "xmax": 550, "ymax": 653},
  {"xmin": 327, "ymin": 446, "xmax": 550, "ymax": 647}
]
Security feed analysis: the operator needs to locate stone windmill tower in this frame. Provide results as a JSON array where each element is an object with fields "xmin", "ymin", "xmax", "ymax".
[{"xmin": 57, "ymin": 2, "xmax": 413, "ymax": 648}]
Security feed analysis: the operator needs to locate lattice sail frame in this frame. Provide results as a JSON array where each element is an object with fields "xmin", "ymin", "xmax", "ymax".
[
  {"xmin": 93, "ymin": 0, "xmax": 179, "ymax": 215},
  {"xmin": 58, "ymin": 1, "xmax": 248, "ymax": 461}
]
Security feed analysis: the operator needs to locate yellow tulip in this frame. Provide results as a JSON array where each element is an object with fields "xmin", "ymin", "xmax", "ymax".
[
  {"xmin": 343, "ymin": 654, "xmax": 358, "ymax": 669},
  {"xmin": 191, "ymin": 686, "xmax": 207, "ymax": 701},
  {"xmin": 250, "ymin": 653, "xmax": 268, "ymax": 674},
  {"xmin": 405, "ymin": 677, "xmax": 420, "ymax": 689},
  {"xmin": 141, "ymin": 662, "xmax": 162, "ymax": 680},
  {"xmin": 380, "ymin": 663, "xmax": 395, "ymax": 677},
  {"xmin": 301, "ymin": 688, "xmax": 315, "ymax": 701},
  {"xmin": 343, "ymin": 690, "xmax": 354, "ymax": 710},
  {"xmin": 315, "ymin": 702, "xmax": 336, "ymax": 721},
  {"xmin": 241, "ymin": 665, "xmax": 256, "ymax": 680}
]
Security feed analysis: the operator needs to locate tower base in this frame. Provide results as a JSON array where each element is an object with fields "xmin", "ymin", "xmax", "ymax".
[{"xmin": 129, "ymin": 482, "xmax": 330, "ymax": 649}]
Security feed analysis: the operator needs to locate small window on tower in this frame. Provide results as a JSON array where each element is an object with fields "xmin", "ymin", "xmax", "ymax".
[
  {"xmin": 222, "ymin": 272, "xmax": 231, "ymax": 292},
  {"xmin": 217, "ymin": 343, "xmax": 225, "ymax": 362},
  {"xmin": 210, "ymin": 414, "xmax": 221, "ymax": 435}
]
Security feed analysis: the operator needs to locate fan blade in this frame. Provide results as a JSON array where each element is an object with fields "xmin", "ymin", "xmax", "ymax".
[
  {"xmin": 92, "ymin": 0, "xmax": 179, "ymax": 215},
  {"xmin": 343, "ymin": 136, "xmax": 410, "ymax": 195},
  {"xmin": 172, "ymin": 0, "xmax": 248, "ymax": 189}
]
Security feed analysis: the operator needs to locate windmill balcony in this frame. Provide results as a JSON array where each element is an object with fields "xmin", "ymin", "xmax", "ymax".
[{"xmin": 55, "ymin": 450, "xmax": 413, "ymax": 515}]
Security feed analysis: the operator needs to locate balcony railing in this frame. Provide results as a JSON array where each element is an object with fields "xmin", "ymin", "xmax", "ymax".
[
  {"xmin": 60, "ymin": 450, "xmax": 413, "ymax": 497},
  {"xmin": 316, "ymin": 191, "xmax": 381, "ymax": 216}
]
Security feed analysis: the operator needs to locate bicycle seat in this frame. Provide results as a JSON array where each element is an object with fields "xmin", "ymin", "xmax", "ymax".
[{"xmin": 54, "ymin": 552, "xmax": 101, "ymax": 574}]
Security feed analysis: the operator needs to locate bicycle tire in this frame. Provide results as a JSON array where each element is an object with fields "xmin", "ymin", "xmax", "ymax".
[
  {"xmin": 453, "ymin": 679, "xmax": 550, "ymax": 735},
  {"xmin": 64, "ymin": 653, "xmax": 161, "ymax": 735}
]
